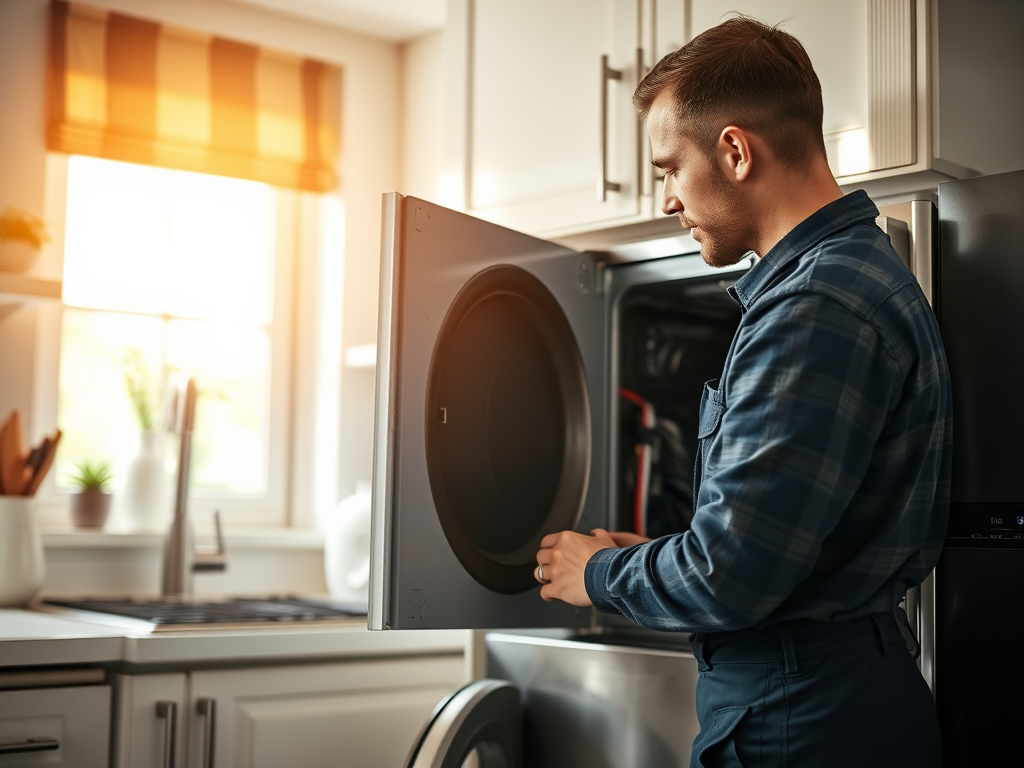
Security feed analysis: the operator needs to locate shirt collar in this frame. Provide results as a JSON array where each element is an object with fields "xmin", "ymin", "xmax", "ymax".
[{"xmin": 728, "ymin": 189, "xmax": 880, "ymax": 310}]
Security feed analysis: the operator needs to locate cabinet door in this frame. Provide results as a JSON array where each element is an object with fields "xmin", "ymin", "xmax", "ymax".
[
  {"xmin": 691, "ymin": 0, "xmax": 916, "ymax": 180},
  {"xmin": 0, "ymin": 686, "xmax": 110, "ymax": 768},
  {"xmin": 644, "ymin": 0, "xmax": 690, "ymax": 211},
  {"xmin": 188, "ymin": 655, "xmax": 466, "ymax": 768},
  {"xmin": 111, "ymin": 673, "xmax": 187, "ymax": 768},
  {"xmin": 463, "ymin": 0, "xmax": 642, "ymax": 236}
]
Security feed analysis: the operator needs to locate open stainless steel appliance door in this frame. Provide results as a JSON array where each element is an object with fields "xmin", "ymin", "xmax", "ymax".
[{"xmin": 370, "ymin": 194, "xmax": 607, "ymax": 630}]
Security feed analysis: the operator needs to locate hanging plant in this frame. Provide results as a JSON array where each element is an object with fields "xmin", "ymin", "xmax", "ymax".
[{"xmin": 0, "ymin": 207, "xmax": 50, "ymax": 249}]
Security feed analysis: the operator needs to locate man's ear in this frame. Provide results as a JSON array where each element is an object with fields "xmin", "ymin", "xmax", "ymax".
[{"xmin": 717, "ymin": 126, "xmax": 753, "ymax": 183}]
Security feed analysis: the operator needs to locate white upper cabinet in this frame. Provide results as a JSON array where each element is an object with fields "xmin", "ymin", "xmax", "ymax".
[
  {"xmin": 443, "ymin": 1, "xmax": 1019, "ymax": 238},
  {"xmin": 445, "ymin": 0, "xmax": 647, "ymax": 237},
  {"xmin": 446, "ymin": 0, "xmax": 915, "ymax": 237},
  {"xmin": 691, "ymin": 0, "xmax": 919, "ymax": 184}
]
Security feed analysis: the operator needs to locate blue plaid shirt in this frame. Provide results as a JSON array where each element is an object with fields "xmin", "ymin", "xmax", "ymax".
[{"xmin": 586, "ymin": 190, "xmax": 953, "ymax": 632}]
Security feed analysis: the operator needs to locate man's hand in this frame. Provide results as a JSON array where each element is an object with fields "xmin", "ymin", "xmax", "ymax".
[{"xmin": 535, "ymin": 528, "xmax": 623, "ymax": 606}]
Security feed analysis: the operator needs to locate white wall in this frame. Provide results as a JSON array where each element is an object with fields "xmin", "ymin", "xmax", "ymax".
[
  {"xmin": 0, "ymin": 1, "xmax": 48, "ymax": 223},
  {"xmin": 0, "ymin": 1, "xmax": 51, "ymax": 442},
  {"xmin": 331, "ymin": 28, "xmax": 447, "ymax": 502},
  {"xmin": 41, "ymin": 530, "xmax": 328, "ymax": 597},
  {"xmin": 400, "ymin": 30, "xmax": 446, "ymax": 202},
  {"xmin": 0, "ymin": 0, "xmax": 404, "ymax": 519}
]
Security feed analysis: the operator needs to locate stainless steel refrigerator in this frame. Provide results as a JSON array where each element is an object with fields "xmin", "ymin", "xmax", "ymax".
[{"xmin": 928, "ymin": 169, "xmax": 1024, "ymax": 768}]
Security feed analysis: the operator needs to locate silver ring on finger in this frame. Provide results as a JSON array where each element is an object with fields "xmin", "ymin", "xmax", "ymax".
[{"xmin": 537, "ymin": 563, "xmax": 550, "ymax": 584}]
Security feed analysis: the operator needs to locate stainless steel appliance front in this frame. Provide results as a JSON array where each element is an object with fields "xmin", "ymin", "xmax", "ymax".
[
  {"xmin": 370, "ymin": 194, "xmax": 607, "ymax": 630},
  {"xmin": 485, "ymin": 633, "xmax": 700, "ymax": 767}
]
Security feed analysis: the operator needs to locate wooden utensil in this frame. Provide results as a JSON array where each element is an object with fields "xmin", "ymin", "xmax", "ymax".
[
  {"xmin": 0, "ymin": 410, "xmax": 28, "ymax": 496},
  {"xmin": 23, "ymin": 429, "xmax": 61, "ymax": 497}
]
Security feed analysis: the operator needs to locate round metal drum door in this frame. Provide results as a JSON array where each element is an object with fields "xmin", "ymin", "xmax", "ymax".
[{"xmin": 425, "ymin": 265, "xmax": 591, "ymax": 594}]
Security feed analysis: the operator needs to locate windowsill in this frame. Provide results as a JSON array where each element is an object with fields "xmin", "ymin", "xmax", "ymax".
[{"xmin": 41, "ymin": 527, "xmax": 325, "ymax": 551}]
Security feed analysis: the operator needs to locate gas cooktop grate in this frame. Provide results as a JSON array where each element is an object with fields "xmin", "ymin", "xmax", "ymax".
[{"xmin": 43, "ymin": 596, "xmax": 367, "ymax": 626}]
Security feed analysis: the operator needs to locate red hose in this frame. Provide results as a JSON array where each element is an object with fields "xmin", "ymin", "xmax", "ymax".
[{"xmin": 619, "ymin": 388, "xmax": 654, "ymax": 535}]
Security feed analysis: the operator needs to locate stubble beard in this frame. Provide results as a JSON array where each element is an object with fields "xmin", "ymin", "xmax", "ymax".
[{"xmin": 690, "ymin": 169, "xmax": 755, "ymax": 269}]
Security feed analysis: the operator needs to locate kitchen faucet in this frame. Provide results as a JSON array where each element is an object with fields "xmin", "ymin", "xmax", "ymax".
[{"xmin": 161, "ymin": 375, "xmax": 227, "ymax": 597}]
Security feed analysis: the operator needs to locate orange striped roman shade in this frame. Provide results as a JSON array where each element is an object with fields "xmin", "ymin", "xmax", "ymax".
[{"xmin": 47, "ymin": 0, "xmax": 341, "ymax": 192}]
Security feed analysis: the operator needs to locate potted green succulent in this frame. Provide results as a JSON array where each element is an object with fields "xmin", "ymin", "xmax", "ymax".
[
  {"xmin": 0, "ymin": 207, "xmax": 49, "ymax": 273},
  {"xmin": 69, "ymin": 460, "xmax": 114, "ymax": 530}
]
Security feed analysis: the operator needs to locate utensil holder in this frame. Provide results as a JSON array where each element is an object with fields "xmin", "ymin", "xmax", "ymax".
[{"xmin": 0, "ymin": 496, "xmax": 46, "ymax": 606}]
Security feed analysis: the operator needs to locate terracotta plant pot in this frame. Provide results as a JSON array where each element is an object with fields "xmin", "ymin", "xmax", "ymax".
[
  {"xmin": 71, "ymin": 488, "xmax": 112, "ymax": 529},
  {"xmin": 0, "ymin": 241, "xmax": 40, "ymax": 273}
]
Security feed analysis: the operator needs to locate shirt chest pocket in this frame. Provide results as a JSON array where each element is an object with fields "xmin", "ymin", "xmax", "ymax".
[
  {"xmin": 694, "ymin": 379, "xmax": 726, "ymax": 502},
  {"xmin": 698, "ymin": 379, "xmax": 725, "ymax": 440}
]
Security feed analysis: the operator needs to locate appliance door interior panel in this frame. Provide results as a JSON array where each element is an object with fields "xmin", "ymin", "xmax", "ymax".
[
  {"xmin": 605, "ymin": 254, "xmax": 748, "ymax": 537},
  {"xmin": 371, "ymin": 194, "xmax": 607, "ymax": 630}
]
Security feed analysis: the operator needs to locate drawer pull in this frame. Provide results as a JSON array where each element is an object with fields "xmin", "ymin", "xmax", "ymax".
[
  {"xmin": 197, "ymin": 697, "xmax": 217, "ymax": 768},
  {"xmin": 0, "ymin": 737, "xmax": 60, "ymax": 754},
  {"xmin": 156, "ymin": 700, "xmax": 178, "ymax": 768}
]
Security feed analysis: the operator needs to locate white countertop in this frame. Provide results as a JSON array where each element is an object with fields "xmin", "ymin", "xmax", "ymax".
[
  {"xmin": 0, "ymin": 608, "xmax": 469, "ymax": 669},
  {"xmin": 0, "ymin": 610, "xmax": 124, "ymax": 667}
]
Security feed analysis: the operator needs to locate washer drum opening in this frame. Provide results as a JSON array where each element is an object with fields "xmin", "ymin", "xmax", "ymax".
[{"xmin": 424, "ymin": 265, "xmax": 591, "ymax": 594}]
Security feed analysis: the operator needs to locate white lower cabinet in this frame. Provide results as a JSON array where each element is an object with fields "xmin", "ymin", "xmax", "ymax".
[
  {"xmin": 114, "ymin": 655, "xmax": 465, "ymax": 768},
  {"xmin": 112, "ymin": 673, "xmax": 188, "ymax": 768},
  {"xmin": 0, "ymin": 686, "xmax": 111, "ymax": 767}
]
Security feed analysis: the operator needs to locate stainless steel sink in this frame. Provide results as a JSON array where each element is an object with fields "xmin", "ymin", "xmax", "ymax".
[{"xmin": 39, "ymin": 595, "xmax": 367, "ymax": 633}]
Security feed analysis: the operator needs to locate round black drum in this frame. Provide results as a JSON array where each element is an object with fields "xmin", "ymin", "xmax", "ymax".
[{"xmin": 425, "ymin": 265, "xmax": 591, "ymax": 594}]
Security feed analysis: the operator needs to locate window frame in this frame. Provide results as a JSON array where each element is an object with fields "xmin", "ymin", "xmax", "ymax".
[{"xmin": 30, "ymin": 153, "xmax": 330, "ymax": 533}]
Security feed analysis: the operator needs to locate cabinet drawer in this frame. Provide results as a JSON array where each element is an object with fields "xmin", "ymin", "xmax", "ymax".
[{"xmin": 0, "ymin": 686, "xmax": 110, "ymax": 767}]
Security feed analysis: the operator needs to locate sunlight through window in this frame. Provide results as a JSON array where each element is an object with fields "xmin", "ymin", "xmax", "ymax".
[{"xmin": 58, "ymin": 156, "xmax": 278, "ymax": 499}]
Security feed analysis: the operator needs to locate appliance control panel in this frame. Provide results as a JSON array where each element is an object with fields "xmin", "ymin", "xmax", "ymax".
[{"xmin": 946, "ymin": 503, "xmax": 1024, "ymax": 545}]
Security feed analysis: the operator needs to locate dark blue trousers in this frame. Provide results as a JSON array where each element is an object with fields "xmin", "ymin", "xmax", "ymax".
[{"xmin": 688, "ymin": 611, "xmax": 941, "ymax": 768}]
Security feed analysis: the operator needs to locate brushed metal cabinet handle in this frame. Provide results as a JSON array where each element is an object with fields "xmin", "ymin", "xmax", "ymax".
[
  {"xmin": 156, "ymin": 700, "xmax": 178, "ymax": 768},
  {"xmin": 637, "ymin": 47, "xmax": 652, "ymax": 199},
  {"xmin": 598, "ymin": 54, "xmax": 623, "ymax": 201},
  {"xmin": 197, "ymin": 697, "xmax": 217, "ymax": 768},
  {"xmin": 0, "ymin": 737, "xmax": 60, "ymax": 754}
]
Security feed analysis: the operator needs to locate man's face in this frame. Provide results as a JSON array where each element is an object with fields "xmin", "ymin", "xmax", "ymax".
[{"xmin": 647, "ymin": 91, "xmax": 754, "ymax": 267}]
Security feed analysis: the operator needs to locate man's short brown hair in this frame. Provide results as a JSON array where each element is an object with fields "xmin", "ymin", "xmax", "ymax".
[{"xmin": 634, "ymin": 16, "xmax": 826, "ymax": 168}]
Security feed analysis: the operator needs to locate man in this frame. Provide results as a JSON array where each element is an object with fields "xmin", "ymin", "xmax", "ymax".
[{"xmin": 534, "ymin": 17, "xmax": 951, "ymax": 768}]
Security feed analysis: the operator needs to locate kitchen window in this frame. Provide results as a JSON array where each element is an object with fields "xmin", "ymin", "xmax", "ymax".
[{"xmin": 33, "ymin": 154, "xmax": 330, "ymax": 531}]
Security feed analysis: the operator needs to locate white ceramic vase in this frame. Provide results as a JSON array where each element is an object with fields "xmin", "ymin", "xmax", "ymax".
[
  {"xmin": 0, "ymin": 496, "xmax": 46, "ymax": 607},
  {"xmin": 122, "ymin": 430, "xmax": 170, "ymax": 532}
]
